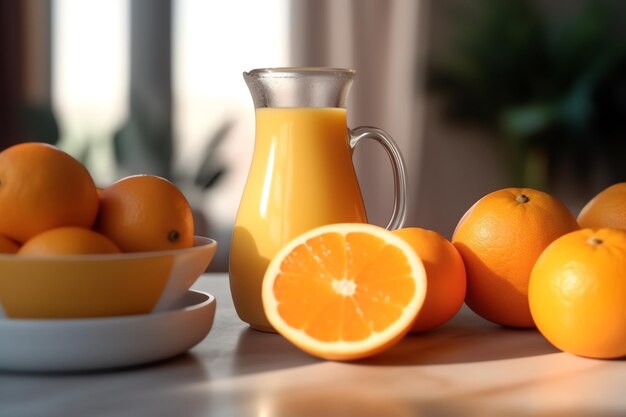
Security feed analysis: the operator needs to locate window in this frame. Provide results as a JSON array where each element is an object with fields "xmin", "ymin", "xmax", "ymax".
[
  {"xmin": 52, "ymin": 0, "xmax": 129, "ymax": 184},
  {"xmin": 52, "ymin": 0, "xmax": 289, "ymax": 237},
  {"xmin": 174, "ymin": 0, "xmax": 289, "ymax": 225}
]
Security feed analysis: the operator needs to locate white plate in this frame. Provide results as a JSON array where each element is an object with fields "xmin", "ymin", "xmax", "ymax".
[{"xmin": 0, "ymin": 290, "xmax": 215, "ymax": 373}]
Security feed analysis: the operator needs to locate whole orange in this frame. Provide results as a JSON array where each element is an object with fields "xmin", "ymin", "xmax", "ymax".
[
  {"xmin": 393, "ymin": 227, "xmax": 466, "ymax": 332},
  {"xmin": 577, "ymin": 183, "xmax": 626, "ymax": 230},
  {"xmin": 95, "ymin": 175, "xmax": 194, "ymax": 252},
  {"xmin": 529, "ymin": 228, "xmax": 626, "ymax": 359},
  {"xmin": 18, "ymin": 227, "xmax": 121, "ymax": 256},
  {"xmin": 0, "ymin": 235, "xmax": 19, "ymax": 254},
  {"xmin": 0, "ymin": 142, "xmax": 99, "ymax": 243},
  {"xmin": 452, "ymin": 188, "xmax": 579, "ymax": 327}
]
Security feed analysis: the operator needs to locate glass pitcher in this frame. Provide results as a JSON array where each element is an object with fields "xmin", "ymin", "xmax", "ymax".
[{"xmin": 230, "ymin": 67, "xmax": 407, "ymax": 332}]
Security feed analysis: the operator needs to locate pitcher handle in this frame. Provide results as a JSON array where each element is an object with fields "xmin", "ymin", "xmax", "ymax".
[{"xmin": 349, "ymin": 126, "xmax": 407, "ymax": 230}]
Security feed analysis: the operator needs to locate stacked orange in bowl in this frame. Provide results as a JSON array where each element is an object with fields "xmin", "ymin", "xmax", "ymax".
[{"xmin": 0, "ymin": 142, "xmax": 216, "ymax": 319}]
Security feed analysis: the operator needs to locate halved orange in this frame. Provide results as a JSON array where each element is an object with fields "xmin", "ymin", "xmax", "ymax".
[{"xmin": 262, "ymin": 223, "xmax": 427, "ymax": 361}]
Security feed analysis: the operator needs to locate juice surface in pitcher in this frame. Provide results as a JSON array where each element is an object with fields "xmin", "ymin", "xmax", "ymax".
[{"xmin": 230, "ymin": 107, "xmax": 367, "ymax": 331}]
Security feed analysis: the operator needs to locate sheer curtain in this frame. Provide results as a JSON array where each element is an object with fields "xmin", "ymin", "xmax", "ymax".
[{"xmin": 289, "ymin": 0, "xmax": 427, "ymax": 228}]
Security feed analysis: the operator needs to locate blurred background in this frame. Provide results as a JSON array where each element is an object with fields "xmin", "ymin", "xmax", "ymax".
[{"xmin": 1, "ymin": 0, "xmax": 625, "ymax": 271}]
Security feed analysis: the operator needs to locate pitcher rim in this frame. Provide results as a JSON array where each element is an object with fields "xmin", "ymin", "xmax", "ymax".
[{"xmin": 244, "ymin": 67, "xmax": 356, "ymax": 78}]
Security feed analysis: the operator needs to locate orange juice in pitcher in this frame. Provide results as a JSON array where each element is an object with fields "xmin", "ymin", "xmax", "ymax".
[{"xmin": 230, "ymin": 68, "xmax": 407, "ymax": 331}]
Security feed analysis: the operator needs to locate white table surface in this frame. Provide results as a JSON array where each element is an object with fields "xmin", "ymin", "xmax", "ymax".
[{"xmin": 2, "ymin": 273, "xmax": 626, "ymax": 417}]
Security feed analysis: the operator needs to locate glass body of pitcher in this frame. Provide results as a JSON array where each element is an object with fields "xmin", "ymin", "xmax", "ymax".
[{"xmin": 230, "ymin": 67, "xmax": 407, "ymax": 332}]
